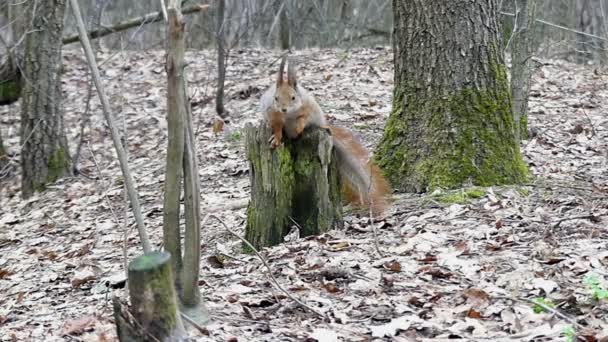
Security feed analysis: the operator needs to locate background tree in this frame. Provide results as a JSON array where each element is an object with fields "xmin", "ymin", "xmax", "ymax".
[
  {"xmin": 376, "ymin": 0, "xmax": 528, "ymax": 192},
  {"xmin": 510, "ymin": 0, "xmax": 537, "ymax": 140},
  {"xmin": 20, "ymin": 0, "xmax": 71, "ymax": 198},
  {"xmin": 215, "ymin": 0, "xmax": 226, "ymax": 118},
  {"xmin": 278, "ymin": 0, "xmax": 290, "ymax": 50}
]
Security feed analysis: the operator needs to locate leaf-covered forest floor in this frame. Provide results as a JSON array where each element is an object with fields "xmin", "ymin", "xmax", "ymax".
[{"xmin": 1, "ymin": 48, "xmax": 607, "ymax": 341}]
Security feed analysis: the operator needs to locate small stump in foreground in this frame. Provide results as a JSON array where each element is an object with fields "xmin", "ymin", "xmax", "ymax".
[
  {"xmin": 114, "ymin": 251, "xmax": 186, "ymax": 341},
  {"xmin": 244, "ymin": 122, "xmax": 343, "ymax": 249}
]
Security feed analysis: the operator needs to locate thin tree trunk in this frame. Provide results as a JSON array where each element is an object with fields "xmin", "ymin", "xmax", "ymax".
[
  {"xmin": 20, "ymin": 0, "xmax": 72, "ymax": 198},
  {"xmin": 279, "ymin": 0, "xmax": 290, "ymax": 50},
  {"xmin": 376, "ymin": 0, "xmax": 528, "ymax": 192},
  {"xmin": 164, "ymin": 2, "xmax": 207, "ymax": 321},
  {"xmin": 163, "ymin": 2, "xmax": 186, "ymax": 293},
  {"xmin": 0, "ymin": 131, "xmax": 7, "ymax": 171},
  {"xmin": 576, "ymin": 0, "xmax": 605, "ymax": 64},
  {"xmin": 511, "ymin": 0, "xmax": 537, "ymax": 140},
  {"xmin": 9, "ymin": 0, "xmax": 28, "ymax": 44},
  {"xmin": 215, "ymin": 0, "xmax": 226, "ymax": 118},
  {"xmin": 70, "ymin": 0, "xmax": 152, "ymax": 253}
]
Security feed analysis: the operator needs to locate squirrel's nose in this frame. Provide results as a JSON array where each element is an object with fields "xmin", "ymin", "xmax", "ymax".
[{"xmin": 281, "ymin": 108, "xmax": 287, "ymax": 113}]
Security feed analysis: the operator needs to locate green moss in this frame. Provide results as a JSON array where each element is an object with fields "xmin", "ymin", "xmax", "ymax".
[
  {"xmin": 46, "ymin": 147, "xmax": 69, "ymax": 183},
  {"xmin": 515, "ymin": 186, "xmax": 530, "ymax": 197},
  {"xmin": 228, "ymin": 130, "xmax": 242, "ymax": 142},
  {"xmin": 0, "ymin": 80, "xmax": 22, "ymax": 105},
  {"xmin": 376, "ymin": 62, "xmax": 529, "ymax": 192},
  {"xmin": 354, "ymin": 123, "xmax": 371, "ymax": 130},
  {"xmin": 434, "ymin": 187, "xmax": 486, "ymax": 204},
  {"xmin": 129, "ymin": 252, "xmax": 180, "ymax": 332},
  {"xmin": 519, "ymin": 114, "xmax": 528, "ymax": 140},
  {"xmin": 129, "ymin": 251, "xmax": 170, "ymax": 271},
  {"xmin": 33, "ymin": 147, "xmax": 69, "ymax": 192}
]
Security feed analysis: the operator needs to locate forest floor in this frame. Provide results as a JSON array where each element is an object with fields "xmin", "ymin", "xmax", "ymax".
[{"xmin": 0, "ymin": 48, "xmax": 607, "ymax": 341}]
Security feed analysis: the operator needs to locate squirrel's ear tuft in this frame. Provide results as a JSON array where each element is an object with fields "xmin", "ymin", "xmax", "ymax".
[
  {"xmin": 277, "ymin": 55, "xmax": 287, "ymax": 86},
  {"xmin": 287, "ymin": 56, "xmax": 297, "ymax": 88}
]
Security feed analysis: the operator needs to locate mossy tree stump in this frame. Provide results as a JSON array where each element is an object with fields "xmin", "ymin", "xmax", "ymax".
[
  {"xmin": 0, "ymin": 55, "xmax": 22, "ymax": 106},
  {"xmin": 245, "ymin": 122, "xmax": 343, "ymax": 249},
  {"xmin": 114, "ymin": 251, "xmax": 186, "ymax": 341}
]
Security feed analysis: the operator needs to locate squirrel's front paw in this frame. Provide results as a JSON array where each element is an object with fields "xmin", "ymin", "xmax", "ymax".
[{"xmin": 268, "ymin": 134, "xmax": 282, "ymax": 149}]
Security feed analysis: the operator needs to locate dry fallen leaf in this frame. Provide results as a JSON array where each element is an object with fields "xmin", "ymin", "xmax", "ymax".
[
  {"xmin": 383, "ymin": 260, "xmax": 402, "ymax": 272},
  {"xmin": 61, "ymin": 315, "xmax": 96, "ymax": 336}
]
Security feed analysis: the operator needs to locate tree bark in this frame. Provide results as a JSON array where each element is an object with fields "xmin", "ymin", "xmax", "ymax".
[
  {"xmin": 20, "ymin": 0, "xmax": 72, "ymax": 198},
  {"xmin": 215, "ymin": 0, "xmax": 226, "ymax": 118},
  {"xmin": 511, "ymin": 0, "xmax": 537, "ymax": 140},
  {"xmin": 9, "ymin": 0, "xmax": 28, "ymax": 44},
  {"xmin": 0, "ymin": 130, "xmax": 7, "ymax": 171},
  {"xmin": 163, "ymin": 3, "xmax": 187, "ymax": 295},
  {"xmin": 576, "ymin": 0, "xmax": 605, "ymax": 64},
  {"xmin": 245, "ymin": 123, "xmax": 343, "ymax": 249},
  {"xmin": 164, "ymin": 2, "xmax": 207, "ymax": 320},
  {"xmin": 0, "ymin": 54, "xmax": 21, "ymax": 106},
  {"xmin": 376, "ymin": 0, "xmax": 528, "ymax": 192},
  {"xmin": 114, "ymin": 251, "xmax": 186, "ymax": 341},
  {"xmin": 279, "ymin": 1, "xmax": 290, "ymax": 50}
]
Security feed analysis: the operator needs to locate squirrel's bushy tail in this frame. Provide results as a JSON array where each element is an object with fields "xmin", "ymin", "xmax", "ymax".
[{"xmin": 330, "ymin": 126, "xmax": 390, "ymax": 215}]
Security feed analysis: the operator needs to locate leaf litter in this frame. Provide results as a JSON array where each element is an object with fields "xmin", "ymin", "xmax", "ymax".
[{"xmin": 0, "ymin": 48, "xmax": 607, "ymax": 341}]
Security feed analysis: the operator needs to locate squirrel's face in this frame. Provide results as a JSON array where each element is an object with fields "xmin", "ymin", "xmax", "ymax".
[{"xmin": 274, "ymin": 84, "xmax": 302, "ymax": 114}]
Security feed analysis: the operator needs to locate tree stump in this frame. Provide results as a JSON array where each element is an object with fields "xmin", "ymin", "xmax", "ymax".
[
  {"xmin": 0, "ymin": 55, "xmax": 22, "ymax": 106},
  {"xmin": 245, "ymin": 122, "xmax": 343, "ymax": 249},
  {"xmin": 114, "ymin": 251, "xmax": 186, "ymax": 341}
]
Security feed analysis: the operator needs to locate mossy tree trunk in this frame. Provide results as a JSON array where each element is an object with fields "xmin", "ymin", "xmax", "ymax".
[
  {"xmin": 511, "ymin": 0, "xmax": 537, "ymax": 141},
  {"xmin": 20, "ymin": 0, "xmax": 71, "ymax": 198},
  {"xmin": 0, "ymin": 55, "xmax": 22, "ymax": 106},
  {"xmin": 376, "ymin": 0, "xmax": 528, "ymax": 193},
  {"xmin": 114, "ymin": 251, "xmax": 186, "ymax": 341},
  {"xmin": 245, "ymin": 123, "xmax": 343, "ymax": 250}
]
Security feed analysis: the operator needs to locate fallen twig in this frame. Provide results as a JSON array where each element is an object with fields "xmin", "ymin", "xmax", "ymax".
[
  {"xmin": 517, "ymin": 297, "xmax": 585, "ymax": 330},
  {"xmin": 63, "ymin": 4, "xmax": 210, "ymax": 45},
  {"xmin": 202, "ymin": 213, "xmax": 327, "ymax": 319},
  {"xmin": 551, "ymin": 214, "xmax": 600, "ymax": 229}
]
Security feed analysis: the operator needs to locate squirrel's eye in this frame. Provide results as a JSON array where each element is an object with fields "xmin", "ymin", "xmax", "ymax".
[
  {"xmin": 274, "ymin": 96, "xmax": 278, "ymax": 101},
  {"xmin": 291, "ymin": 96, "xmax": 295, "ymax": 100}
]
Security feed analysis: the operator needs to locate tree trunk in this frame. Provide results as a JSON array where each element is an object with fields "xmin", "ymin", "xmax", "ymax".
[
  {"xmin": 164, "ymin": 2, "xmax": 207, "ymax": 321},
  {"xmin": 0, "ymin": 131, "xmax": 7, "ymax": 171},
  {"xmin": 215, "ymin": 0, "xmax": 226, "ymax": 118},
  {"xmin": 279, "ymin": 1, "xmax": 290, "ymax": 50},
  {"xmin": 575, "ymin": 0, "xmax": 606, "ymax": 64},
  {"xmin": 9, "ymin": 0, "xmax": 28, "ymax": 44},
  {"xmin": 163, "ymin": 2, "xmax": 187, "ymax": 297},
  {"xmin": 511, "ymin": 0, "xmax": 537, "ymax": 140},
  {"xmin": 245, "ymin": 123, "xmax": 343, "ymax": 250},
  {"xmin": 0, "ymin": 55, "xmax": 21, "ymax": 106},
  {"xmin": 114, "ymin": 251, "xmax": 186, "ymax": 341},
  {"xmin": 20, "ymin": 0, "xmax": 71, "ymax": 198},
  {"xmin": 376, "ymin": 0, "xmax": 528, "ymax": 193}
]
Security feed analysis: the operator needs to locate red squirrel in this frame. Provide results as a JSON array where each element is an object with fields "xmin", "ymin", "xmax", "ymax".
[{"xmin": 260, "ymin": 56, "xmax": 390, "ymax": 214}]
